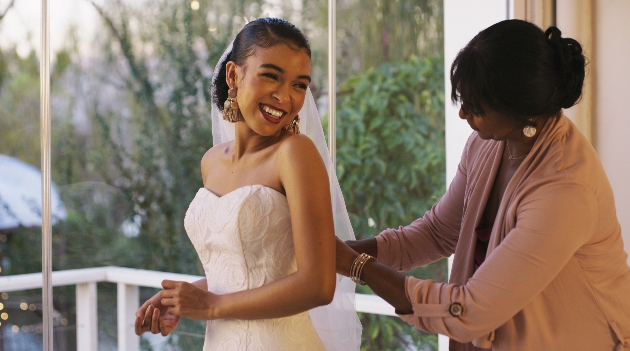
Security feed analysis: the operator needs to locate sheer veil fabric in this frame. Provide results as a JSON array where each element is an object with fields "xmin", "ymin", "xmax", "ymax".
[{"xmin": 210, "ymin": 41, "xmax": 362, "ymax": 350}]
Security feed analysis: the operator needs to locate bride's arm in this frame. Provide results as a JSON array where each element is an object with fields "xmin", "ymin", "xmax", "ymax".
[{"xmin": 160, "ymin": 134, "xmax": 336, "ymax": 320}]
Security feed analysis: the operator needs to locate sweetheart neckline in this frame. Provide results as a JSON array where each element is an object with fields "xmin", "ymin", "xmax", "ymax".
[{"xmin": 200, "ymin": 184, "xmax": 286, "ymax": 199}]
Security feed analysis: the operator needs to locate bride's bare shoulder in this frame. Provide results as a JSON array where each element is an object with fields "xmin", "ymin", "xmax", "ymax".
[
  {"xmin": 201, "ymin": 141, "xmax": 231, "ymax": 178},
  {"xmin": 278, "ymin": 133, "xmax": 316, "ymax": 151},
  {"xmin": 205, "ymin": 140, "xmax": 233, "ymax": 160},
  {"xmin": 276, "ymin": 134, "xmax": 323, "ymax": 166}
]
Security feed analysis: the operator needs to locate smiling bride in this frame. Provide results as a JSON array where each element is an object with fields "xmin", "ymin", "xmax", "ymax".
[{"xmin": 133, "ymin": 17, "xmax": 361, "ymax": 351}]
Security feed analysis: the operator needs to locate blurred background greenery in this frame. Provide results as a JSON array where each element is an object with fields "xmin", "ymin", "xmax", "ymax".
[{"xmin": 0, "ymin": 0, "xmax": 445, "ymax": 350}]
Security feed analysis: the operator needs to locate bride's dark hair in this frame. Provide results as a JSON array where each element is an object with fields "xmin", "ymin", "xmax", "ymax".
[{"xmin": 212, "ymin": 18, "xmax": 311, "ymax": 111}]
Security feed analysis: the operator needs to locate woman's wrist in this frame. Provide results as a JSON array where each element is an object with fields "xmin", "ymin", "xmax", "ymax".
[
  {"xmin": 205, "ymin": 291, "xmax": 222, "ymax": 320},
  {"xmin": 346, "ymin": 237, "xmax": 378, "ymax": 257},
  {"xmin": 341, "ymin": 252, "xmax": 359, "ymax": 277},
  {"xmin": 350, "ymin": 253, "xmax": 376, "ymax": 285},
  {"xmin": 359, "ymin": 257, "xmax": 377, "ymax": 284}
]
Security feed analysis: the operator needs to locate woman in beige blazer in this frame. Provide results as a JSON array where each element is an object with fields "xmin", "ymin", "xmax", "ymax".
[{"xmin": 336, "ymin": 20, "xmax": 630, "ymax": 351}]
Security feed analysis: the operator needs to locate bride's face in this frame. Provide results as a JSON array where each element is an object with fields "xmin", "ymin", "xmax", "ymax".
[{"xmin": 226, "ymin": 43, "xmax": 311, "ymax": 136}]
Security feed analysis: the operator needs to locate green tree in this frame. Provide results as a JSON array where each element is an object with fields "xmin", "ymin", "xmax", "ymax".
[
  {"xmin": 84, "ymin": 0, "xmax": 264, "ymax": 274},
  {"xmin": 0, "ymin": 49, "xmax": 40, "ymax": 167},
  {"xmin": 333, "ymin": 55, "xmax": 446, "ymax": 351},
  {"xmin": 303, "ymin": 0, "xmax": 443, "ymax": 89},
  {"xmin": 337, "ymin": 56, "xmax": 445, "ymax": 240}
]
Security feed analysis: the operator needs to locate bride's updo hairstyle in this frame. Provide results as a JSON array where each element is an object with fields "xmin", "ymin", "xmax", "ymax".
[
  {"xmin": 212, "ymin": 18, "xmax": 311, "ymax": 111},
  {"xmin": 450, "ymin": 19, "xmax": 586, "ymax": 125}
]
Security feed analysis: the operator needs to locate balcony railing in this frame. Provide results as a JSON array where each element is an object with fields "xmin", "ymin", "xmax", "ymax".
[{"xmin": 0, "ymin": 266, "xmax": 405, "ymax": 351}]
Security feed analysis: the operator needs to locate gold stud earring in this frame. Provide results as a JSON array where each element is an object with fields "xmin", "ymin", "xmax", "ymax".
[
  {"xmin": 523, "ymin": 119, "xmax": 536, "ymax": 137},
  {"xmin": 284, "ymin": 115, "xmax": 300, "ymax": 134},
  {"xmin": 223, "ymin": 87, "xmax": 242, "ymax": 122}
]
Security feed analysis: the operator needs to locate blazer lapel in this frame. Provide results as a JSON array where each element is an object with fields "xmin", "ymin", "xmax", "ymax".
[{"xmin": 450, "ymin": 137, "xmax": 504, "ymax": 286}]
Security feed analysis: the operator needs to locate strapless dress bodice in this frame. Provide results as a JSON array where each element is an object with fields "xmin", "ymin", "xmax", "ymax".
[{"xmin": 184, "ymin": 185, "xmax": 326, "ymax": 351}]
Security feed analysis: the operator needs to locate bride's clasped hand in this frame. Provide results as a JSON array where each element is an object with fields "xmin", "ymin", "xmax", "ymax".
[{"xmin": 158, "ymin": 280, "xmax": 220, "ymax": 320}]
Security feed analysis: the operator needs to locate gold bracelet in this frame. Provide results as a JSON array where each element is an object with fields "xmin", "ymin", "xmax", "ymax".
[
  {"xmin": 350, "ymin": 254, "xmax": 369, "ymax": 283},
  {"xmin": 349, "ymin": 255, "xmax": 364, "ymax": 284},
  {"xmin": 354, "ymin": 253, "xmax": 375, "ymax": 285},
  {"xmin": 350, "ymin": 253, "xmax": 375, "ymax": 285}
]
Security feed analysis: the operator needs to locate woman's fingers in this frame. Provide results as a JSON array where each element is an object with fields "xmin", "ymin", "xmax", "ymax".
[
  {"xmin": 150, "ymin": 306, "xmax": 161, "ymax": 334},
  {"xmin": 136, "ymin": 299, "xmax": 150, "ymax": 318},
  {"xmin": 160, "ymin": 282, "xmax": 186, "ymax": 313},
  {"xmin": 133, "ymin": 295, "xmax": 183, "ymax": 336},
  {"xmin": 134, "ymin": 305, "xmax": 156, "ymax": 335},
  {"xmin": 134, "ymin": 315, "xmax": 143, "ymax": 335},
  {"xmin": 159, "ymin": 281, "xmax": 213, "ymax": 319},
  {"xmin": 161, "ymin": 279, "xmax": 179, "ymax": 290},
  {"xmin": 134, "ymin": 300, "xmax": 149, "ymax": 335},
  {"xmin": 159, "ymin": 317, "xmax": 169, "ymax": 336},
  {"xmin": 143, "ymin": 305, "xmax": 153, "ymax": 327},
  {"xmin": 160, "ymin": 296, "xmax": 175, "ymax": 308},
  {"xmin": 159, "ymin": 311, "xmax": 180, "ymax": 336}
]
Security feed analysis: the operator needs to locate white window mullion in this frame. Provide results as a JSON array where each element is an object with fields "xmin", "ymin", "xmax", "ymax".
[{"xmin": 40, "ymin": 0, "xmax": 53, "ymax": 350}]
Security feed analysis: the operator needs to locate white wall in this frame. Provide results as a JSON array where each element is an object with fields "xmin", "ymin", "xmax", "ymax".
[
  {"xmin": 593, "ymin": 0, "xmax": 630, "ymax": 263},
  {"xmin": 444, "ymin": 0, "xmax": 508, "ymax": 183}
]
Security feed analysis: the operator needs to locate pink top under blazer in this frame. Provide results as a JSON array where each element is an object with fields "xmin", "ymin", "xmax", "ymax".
[{"xmin": 376, "ymin": 115, "xmax": 630, "ymax": 351}]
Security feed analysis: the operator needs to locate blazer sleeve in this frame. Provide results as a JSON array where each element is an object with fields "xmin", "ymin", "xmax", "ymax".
[
  {"xmin": 397, "ymin": 180, "xmax": 598, "ymax": 343},
  {"xmin": 375, "ymin": 136, "xmax": 472, "ymax": 271}
]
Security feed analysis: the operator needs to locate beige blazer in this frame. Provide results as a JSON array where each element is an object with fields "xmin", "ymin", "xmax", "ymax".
[{"xmin": 376, "ymin": 115, "xmax": 630, "ymax": 351}]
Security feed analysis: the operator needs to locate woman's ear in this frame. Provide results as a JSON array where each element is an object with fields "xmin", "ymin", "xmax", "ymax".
[{"xmin": 225, "ymin": 61, "xmax": 238, "ymax": 88}]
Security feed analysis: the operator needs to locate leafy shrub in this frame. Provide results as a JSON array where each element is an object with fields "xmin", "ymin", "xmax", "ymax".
[{"xmin": 333, "ymin": 55, "xmax": 447, "ymax": 351}]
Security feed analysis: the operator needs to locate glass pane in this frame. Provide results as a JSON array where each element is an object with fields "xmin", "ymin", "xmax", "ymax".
[
  {"xmin": 46, "ymin": 1, "xmax": 275, "ymax": 348},
  {"xmin": 41, "ymin": 0, "xmax": 332, "ymax": 349},
  {"xmin": 318, "ymin": 0, "xmax": 446, "ymax": 350},
  {"xmin": 0, "ymin": 0, "xmax": 45, "ymax": 348}
]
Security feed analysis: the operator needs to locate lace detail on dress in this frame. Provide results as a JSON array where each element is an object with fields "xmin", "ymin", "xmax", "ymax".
[{"xmin": 184, "ymin": 185, "xmax": 326, "ymax": 351}]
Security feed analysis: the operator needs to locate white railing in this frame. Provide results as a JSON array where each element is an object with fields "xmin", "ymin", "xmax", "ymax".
[{"xmin": 0, "ymin": 266, "xmax": 399, "ymax": 351}]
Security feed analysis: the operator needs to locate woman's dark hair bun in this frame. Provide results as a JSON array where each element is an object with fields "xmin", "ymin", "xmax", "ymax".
[
  {"xmin": 450, "ymin": 20, "xmax": 587, "ymax": 123},
  {"xmin": 545, "ymin": 26, "xmax": 586, "ymax": 109}
]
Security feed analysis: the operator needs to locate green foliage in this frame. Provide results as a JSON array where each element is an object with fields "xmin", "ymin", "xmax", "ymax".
[
  {"xmin": 85, "ymin": 0, "xmax": 261, "ymax": 274},
  {"xmin": 360, "ymin": 313, "xmax": 438, "ymax": 351},
  {"xmin": 0, "ymin": 51, "xmax": 7, "ymax": 90},
  {"xmin": 335, "ymin": 55, "xmax": 445, "ymax": 240},
  {"xmin": 53, "ymin": 50, "xmax": 72, "ymax": 78},
  {"xmin": 0, "ymin": 49, "xmax": 41, "ymax": 167},
  {"xmin": 304, "ymin": 0, "xmax": 443, "ymax": 91},
  {"xmin": 331, "ymin": 55, "xmax": 447, "ymax": 351}
]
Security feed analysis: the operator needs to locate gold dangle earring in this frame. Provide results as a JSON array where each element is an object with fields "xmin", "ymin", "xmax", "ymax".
[
  {"xmin": 223, "ymin": 87, "xmax": 242, "ymax": 122},
  {"xmin": 523, "ymin": 118, "xmax": 536, "ymax": 137},
  {"xmin": 284, "ymin": 115, "xmax": 300, "ymax": 134}
]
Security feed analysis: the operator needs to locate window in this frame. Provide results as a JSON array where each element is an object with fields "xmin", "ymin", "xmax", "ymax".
[{"xmin": 0, "ymin": 0, "xmax": 447, "ymax": 349}]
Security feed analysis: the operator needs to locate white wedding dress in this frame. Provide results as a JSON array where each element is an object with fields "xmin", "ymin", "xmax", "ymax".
[
  {"xmin": 200, "ymin": 38, "xmax": 361, "ymax": 350},
  {"xmin": 184, "ymin": 184, "xmax": 327, "ymax": 351}
]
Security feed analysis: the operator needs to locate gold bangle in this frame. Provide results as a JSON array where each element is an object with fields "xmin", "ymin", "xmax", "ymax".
[
  {"xmin": 350, "ymin": 253, "xmax": 375, "ymax": 285},
  {"xmin": 349, "ymin": 255, "xmax": 364, "ymax": 284},
  {"xmin": 350, "ymin": 254, "xmax": 368, "ymax": 283}
]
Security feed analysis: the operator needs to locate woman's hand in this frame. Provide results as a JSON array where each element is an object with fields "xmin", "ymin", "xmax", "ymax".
[
  {"xmin": 337, "ymin": 238, "xmax": 413, "ymax": 314},
  {"xmin": 134, "ymin": 291, "xmax": 181, "ymax": 336},
  {"xmin": 160, "ymin": 279, "xmax": 220, "ymax": 320},
  {"xmin": 335, "ymin": 237, "xmax": 359, "ymax": 277}
]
